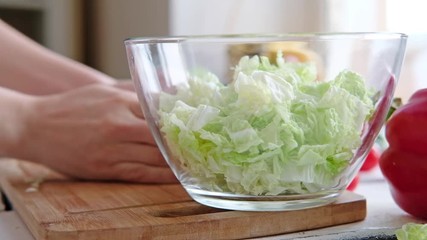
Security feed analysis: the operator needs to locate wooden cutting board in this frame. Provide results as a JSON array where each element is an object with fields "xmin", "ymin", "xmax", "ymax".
[{"xmin": 0, "ymin": 160, "xmax": 366, "ymax": 240}]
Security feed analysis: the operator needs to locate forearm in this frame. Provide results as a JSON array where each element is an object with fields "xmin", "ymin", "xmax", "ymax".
[
  {"xmin": 0, "ymin": 20, "xmax": 116, "ymax": 95},
  {"xmin": 0, "ymin": 87, "xmax": 34, "ymax": 158}
]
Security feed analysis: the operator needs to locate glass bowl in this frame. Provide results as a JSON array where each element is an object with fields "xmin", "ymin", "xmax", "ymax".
[{"xmin": 125, "ymin": 33, "xmax": 407, "ymax": 211}]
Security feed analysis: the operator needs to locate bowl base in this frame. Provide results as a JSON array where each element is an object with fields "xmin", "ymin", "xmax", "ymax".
[{"xmin": 185, "ymin": 187, "xmax": 341, "ymax": 211}]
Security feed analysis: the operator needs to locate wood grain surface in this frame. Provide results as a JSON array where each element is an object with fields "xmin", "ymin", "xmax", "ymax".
[{"xmin": 0, "ymin": 160, "xmax": 366, "ymax": 240}]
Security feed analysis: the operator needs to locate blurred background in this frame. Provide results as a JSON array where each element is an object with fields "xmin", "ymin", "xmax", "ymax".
[{"xmin": 0, "ymin": 0, "xmax": 426, "ymax": 101}]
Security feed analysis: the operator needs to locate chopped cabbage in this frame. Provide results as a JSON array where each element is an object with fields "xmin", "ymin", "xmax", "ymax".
[
  {"xmin": 396, "ymin": 223, "xmax": 427, "ymax": 240},
  {"xmin": 158, "ymin": 53, "xmax": 374, "ymax": 195}
]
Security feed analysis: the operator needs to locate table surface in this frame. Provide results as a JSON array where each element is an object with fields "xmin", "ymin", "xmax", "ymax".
[{"xmin": 0, "ymin": 167, "xmax": 423, "ymax": 240}]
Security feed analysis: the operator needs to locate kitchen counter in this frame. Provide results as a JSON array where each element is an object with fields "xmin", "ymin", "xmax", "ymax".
[
  {"xmin": 0, "ymin": 167, "xmax": 423, "ymax": 240},
  {"xmin": 267, "ymin": 168, "xmax": 423, "ymax": 239}
]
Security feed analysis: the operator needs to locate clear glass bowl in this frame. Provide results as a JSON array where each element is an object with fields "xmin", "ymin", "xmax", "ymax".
[{"xmin": 125, "ymin": 33, "xmax": 407, "ymax": 211}]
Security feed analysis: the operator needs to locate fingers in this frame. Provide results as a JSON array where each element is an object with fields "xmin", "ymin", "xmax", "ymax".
[
  {"xmin": 109, "ymin": 143, "xmax": 168, "ymax": 167},
  {"xmin": 111, "ymin": 162, "xmax": 178, "ymax": 183},
  {"xmin": 106, "ymin": 83, "xmax": 144, "ymax": 119},
  {"xmin": 106, "ymin": 119, "xmax": 157, "ymax": 146},
  {"xmin": 114, "ymin": 89, "xmax": 157, "ymax": 144},
  {"xmin": 108, "ymin": 144, "xmax": 178, "ymax": 183},
  {"xmin": 129, "ymin": 101, "xmax": 145, "ymax": 119},
  {"xmin": 131, "ymin": 120, "xmax": 156, "ymax": 146},
  {"xmin": 116, "ymin": 87, "xmax": 145, "ymax": 119},
  {"xmin": 114, "ymin": 80, "xmax": 135, "ymax": 92}
]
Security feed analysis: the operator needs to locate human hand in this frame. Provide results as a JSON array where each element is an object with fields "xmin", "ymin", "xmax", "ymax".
[
  {"xmin": 9, "ymin": 84, "xmax": 176, "ymax": 183},
  {"xmin": 114, "ymin": 80, "xmax": 135, "ymax": 92}
]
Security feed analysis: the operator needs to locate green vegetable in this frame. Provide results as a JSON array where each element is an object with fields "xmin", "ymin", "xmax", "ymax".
[
  {"xmin": 158, "ymin": 52, "xmax": 374, "ymax": 195},
  {"xmin": 396, "ymin": 223, "xmax": 427, "ymax": 240}
]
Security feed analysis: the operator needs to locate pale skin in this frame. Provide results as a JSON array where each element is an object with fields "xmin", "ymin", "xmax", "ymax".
[{"xmin": 0, "ymin": 20, "xmax": 176, "ymax": 183}]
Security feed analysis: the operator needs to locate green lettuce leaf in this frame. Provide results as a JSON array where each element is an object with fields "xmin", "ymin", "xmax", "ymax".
[
  {"xmin": 396, "ymin": 223, "xmax": 427, "ymax": 240},
  {"xmin": 158, "ymin": 53, "xmax": 374, "ymax": 195}
]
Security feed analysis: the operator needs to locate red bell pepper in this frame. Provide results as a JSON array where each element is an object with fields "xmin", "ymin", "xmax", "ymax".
[
  {"xmin": 347, "ymin": 174, "xmax": 360, "ymax": 191},
  {"xmin": 379, "ymin": 89, "xmax": 427, "ymax": 219},
  {"xmin": 361, "ymin": 147, "xmax": 380, "ymax": 172}
]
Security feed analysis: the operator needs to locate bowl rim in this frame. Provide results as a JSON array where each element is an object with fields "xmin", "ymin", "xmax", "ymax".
[{"xmin": 124, "ymin": 32, "xmax": 408, "ymax": 45}]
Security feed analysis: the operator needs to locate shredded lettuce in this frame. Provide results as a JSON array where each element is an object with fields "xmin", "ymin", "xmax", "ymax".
[
  {"xmin": 158, "ymin": 52, "xmax": 374, "ymax": 195},
  {"xmin": 396, "ymin": 223, "xmax": 427, "ymax": 240}
]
